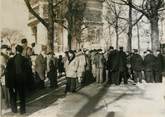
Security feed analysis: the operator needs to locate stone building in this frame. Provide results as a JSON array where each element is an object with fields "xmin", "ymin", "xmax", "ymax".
[{"xmin": 27, "ymin": 0, "xmax": 106, "ymax": 51}]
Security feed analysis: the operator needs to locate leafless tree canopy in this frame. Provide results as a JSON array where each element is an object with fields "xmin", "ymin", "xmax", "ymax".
[{"xmin": 1, "ymin": 28, "xmax": 24, "ymax": 47}]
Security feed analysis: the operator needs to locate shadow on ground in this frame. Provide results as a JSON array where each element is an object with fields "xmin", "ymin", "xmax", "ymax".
[
  {"xmin": 3, "ymin": 87, "xmax": 65, "ymax": 117},
  {"xmin": 74, "ymin": 83, "xmax": 146, "ymax": 117}
]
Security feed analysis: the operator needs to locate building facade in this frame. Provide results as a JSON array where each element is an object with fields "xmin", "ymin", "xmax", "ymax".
[{"xmin": 27, "ymin": 0, "xmax": 107, "ymax": 51}]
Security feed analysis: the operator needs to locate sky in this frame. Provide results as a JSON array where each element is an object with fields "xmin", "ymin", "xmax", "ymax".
[{"xmin": 1, "ymin": 0, "xmax": 31, "ymax": 39}]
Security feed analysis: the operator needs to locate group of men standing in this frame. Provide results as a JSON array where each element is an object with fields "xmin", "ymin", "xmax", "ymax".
[
  {"xmin": 82, "ymin": 46, "xmax": 164, "ymax": 86},
  {"xmin": 64, "ymin": 45, "xmax": 164, "ymax": 91},
  {"xmin": 0, "ymin": 38, "xmax": 63, "ymax": 114},
  {"xmin": 106, "ymin": 47, "xmax": 164, "ymax": 85}
]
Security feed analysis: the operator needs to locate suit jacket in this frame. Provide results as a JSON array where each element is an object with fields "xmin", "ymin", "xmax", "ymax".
[
  {"xmin": 65, "ymin": 57, "xmax": 79, "ymax": 78},
  {"xmin": 35, "ymin": 54, "xmax": 47, "ymax": 80}
]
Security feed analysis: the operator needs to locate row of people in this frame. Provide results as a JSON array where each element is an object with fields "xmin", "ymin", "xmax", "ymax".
[
  {"xmin": 64, "ymin": 46, "xmax": 164, "ymax": 93},
  {"xmin": 1, "ymin": 39, "xmax": 164, "ymax": 114}
]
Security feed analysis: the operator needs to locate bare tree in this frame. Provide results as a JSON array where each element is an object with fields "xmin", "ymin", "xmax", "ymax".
[
  {"xmin": 110, "ymin": 0, "xmax": 144, "ymax": 51},
  {"xmin": 118, "ymin": 0, "xmax": 165, "ymax": 51},
  {"xmin": 1, "ymin": 28, "xmax": 24, "ymax": 48},
  {"xmin": 105, "ymin": 0, "xmax": 128, "ymax": 49},
  {"xmin": 65, "ymin": 0, "xmax": 86, "ymax": 50}
]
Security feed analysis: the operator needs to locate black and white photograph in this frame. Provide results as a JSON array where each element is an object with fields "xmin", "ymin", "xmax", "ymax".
[{"xmin": 0, "ymin": 0, "xmax": 165, "ymax": 117}]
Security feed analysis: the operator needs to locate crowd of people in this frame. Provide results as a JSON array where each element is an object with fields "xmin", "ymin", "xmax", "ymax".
[{"xmin": 0, "ymin": 38, "xmax": 164, "ymax": 115}]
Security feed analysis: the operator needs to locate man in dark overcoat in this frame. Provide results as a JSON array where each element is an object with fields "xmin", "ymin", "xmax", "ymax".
[
  {"xmin": 5, "ymin": 45, "xmax": 28, "ymax": 114},
  {"xmin": 143, "ymin": 50, "xmax": 156, "ymax": 83},
  {"xmin": 118, "ymin": 47, "xmax": 128, "ymax": 84},
  {"xmin": 153, "ymin": 50, "xmax": 164, "ymax": 83},
  {"xmin": 108, "ymin": 48, "xmax": 120, "ymax": 85},
  {"xmin": 130, "ymin": 49, "xmax": 144, "ymax": 83}
]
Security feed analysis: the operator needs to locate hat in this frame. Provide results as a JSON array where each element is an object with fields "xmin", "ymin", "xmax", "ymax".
[
  {"xmin": 133, "ymin": 49, "xmax": 138, "ymax": 53},
  {"xmin": 1, "ymin": 45, "xmax": 9, "ymax": 49},
  {"xmin": 147, "ymin": 49, "xmax": 152, "ymax": 53},
  {"xmin": 15, "ymin": 45, "xmax": 23, "ymax": 53},
  {"xmin": 21, "ymin": 38, "xmax": 27, "ymax": 44},
  {"xmin": 97, "ymin": 49, "xmax": 102, "ymax": 52},
  {"xmin": 47, "ymin": 51, "xmax": 54, "ymax": 55},
  {"xmin": 68, "ymin": 50, "xmax": 74, "ymax": 53},
  {"xmin": 119, "ymin": 47, "xmax": 123, "ymax": 50},
  {"xmin": 31, "ymin": 43, "xmax": 35, "ymax": 47},
  {"xmin": 109, "ymin": 46, "xmax": 114, "ymax": 50}
]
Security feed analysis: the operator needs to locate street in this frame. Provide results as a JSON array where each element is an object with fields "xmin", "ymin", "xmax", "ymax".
[{"xmin": 2, "ymin": 78, "xmax": 165, "ymax": 117}]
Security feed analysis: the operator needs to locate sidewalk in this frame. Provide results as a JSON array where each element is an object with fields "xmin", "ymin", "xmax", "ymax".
[{"xmin": 2, "ymin": 78, "xmax": 165, "ymax": 117}]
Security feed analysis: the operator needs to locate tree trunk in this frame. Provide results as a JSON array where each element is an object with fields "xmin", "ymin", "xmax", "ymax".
[
  {"xmin": 136, "ymin": 23, "xmax": 140, "ymax": 53},
  {"xmin": 127, "ymin": 0, "xmax": 132, "ymax": 52},
  {"xmin": 150, "ymin": 17, "xmax": 160, "ymax": 52},
  {"xmin": 47, "ymin": 0, "xmax": 54, "ymax": 52},
  {"xmin": 47, "ymin": 25, "xmax": 54, "ymax": 52},
  {"xmin": 108, "ymin": 25, "xmax": 112, "ymax": 46},
  {"xmin": 68, "ymin": 32, "xmax": 72, "ymax": 50},
  {"xmin": 115, "ymin": 23, "xmax": 119, "ymax": 49}
]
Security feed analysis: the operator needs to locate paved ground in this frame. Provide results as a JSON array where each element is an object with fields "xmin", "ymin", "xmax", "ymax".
[{"xmin": 2, "ymin": 78, "xmax": 165, "ymax": 117}]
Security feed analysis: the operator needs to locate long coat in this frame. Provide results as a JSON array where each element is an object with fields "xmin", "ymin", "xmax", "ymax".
[
  {"xmin": 144, "ymin": 54, "xmax": 156, "ymax": 72},
  {"xmin": 65, "ymin": 57, "xmax": 79, "ymax": 78},
  {"xmin": 154, "ymin": 53, "xmax": 164, "ymax": 72},
  {"xmin": 118, "ymin": 51, "xmax": 127, "ymax": 72},
  {"xmin": 5, "ymin": 54, "xmax": 29, "ymax": 88},
  {"xmin": 130, "ymin": 53, "xmax": 144, "ymax": 71},
  {"xmin": 76, "ymin": 52, "xmax": 86, "ymax": 78},
  {"xmin": 47, "ymin": 55, "xmax": 58, "ymax": 72},
  {"xmin": 35, "ymin": 54, "xmax": 47, "ymax": 80},
  {"xmin": 93, "ymin": 53, "xmax": 105, "ymax": 69},
  {"xmin": 108, "ymin": 50, "xmax": 121, "ymax": 72}
]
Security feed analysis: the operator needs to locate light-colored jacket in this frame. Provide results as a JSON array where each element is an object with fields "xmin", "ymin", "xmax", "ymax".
[
  {"xmin": 76, "ymin": 52, "xmax": 86, "ymax": 78},
  {"xmin": 94, "ymin": 53, "xmax": 105, "ymax": 68},
  {"xmin": 0, "ymin": 53, "xmax": 9, "ymax": 85},
  {"xmin": 35, "ymin": 54, "xmax": 47, "ymax": 80},
  {"xmin": 65, "ymin": 57, "xmax": 79, "ymax": 78}
]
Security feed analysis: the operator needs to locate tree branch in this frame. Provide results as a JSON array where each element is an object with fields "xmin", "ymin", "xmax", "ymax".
[
  {"xmin": 53, "ymin": 0, "xmax": 65, "ymax": 8},
  {"xmin": 159, "ymin": 8, "xmax": 165, "ymax": 12},
  {"xmin": 120, "ymin": 0, "xmax": 150, "ymax": 18},
  {"xmin": 24, "ymin": 0, "xmax": 49, "ymax": 29},
  {"xmin": 132, "ymin": 14, "xmax": 144, "ymax": 26},
  {"xmin": 111, "ymin": 0, "xmax": 127, "ymax": 6},
  {"xmin": 118, "ymin": 16, "xmax": 128, "ymax": 22}
]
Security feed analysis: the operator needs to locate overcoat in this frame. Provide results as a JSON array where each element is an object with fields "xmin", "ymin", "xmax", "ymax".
[{"xmin": 35, "ymin": 54, "xmax": 47, "ymax": 80}]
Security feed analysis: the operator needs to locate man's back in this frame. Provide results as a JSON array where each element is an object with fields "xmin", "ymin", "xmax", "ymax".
[
  {"xmin": 14, "ymin": 54, "xmax": 25, "ymax": 75},
  {"xmin": 144, "ymin": 54, "xmax": 156, "ymax": 71}
]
